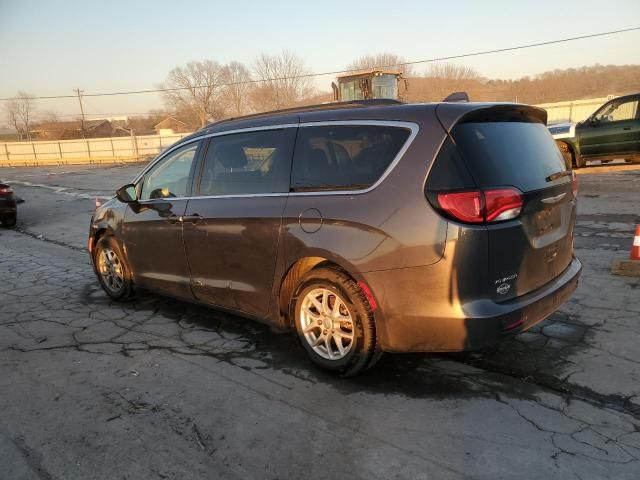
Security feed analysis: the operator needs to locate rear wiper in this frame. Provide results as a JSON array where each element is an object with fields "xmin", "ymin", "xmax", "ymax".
[{"xmin": 546, "ymin": 170, "xmax": 572, "ymax": 182}]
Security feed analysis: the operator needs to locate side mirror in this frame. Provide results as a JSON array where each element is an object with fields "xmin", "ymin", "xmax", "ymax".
[
  {"xmin": 589, "ymin": 116, "xmax": 600, "ymax": 126},
  {"xmin": 116, "ymin": 184, "xmax": 138, "ymax": 203}
]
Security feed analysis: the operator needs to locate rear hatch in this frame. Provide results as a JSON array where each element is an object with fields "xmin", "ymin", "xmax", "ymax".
[{"xmin": 430, "ymin": 105, "xmax": 577, "ymax": 302}]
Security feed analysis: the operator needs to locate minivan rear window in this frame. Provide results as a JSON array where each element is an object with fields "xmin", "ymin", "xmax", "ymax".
[
  {"xmin": 290, "ymin": 125, "xmax": 411, "ymax": 192},
  {"xmin": 451, "ymin": 122, "xmax": 568, "ymax": 192}
]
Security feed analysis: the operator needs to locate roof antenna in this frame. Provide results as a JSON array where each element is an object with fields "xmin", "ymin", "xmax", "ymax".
[{"xmin": 443, "ymin": 92, "xmax": 470, "ymax": 103}]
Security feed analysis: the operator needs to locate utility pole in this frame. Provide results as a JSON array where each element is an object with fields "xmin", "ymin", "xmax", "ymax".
[{"xmin": 74, "ymin": 88, "xmax": 86, "ymax": 139}]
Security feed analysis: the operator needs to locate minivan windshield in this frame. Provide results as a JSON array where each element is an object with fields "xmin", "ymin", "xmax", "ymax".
[{"xmin": 451, "ymin": 122, "xmax": 568, "ymax": 192}]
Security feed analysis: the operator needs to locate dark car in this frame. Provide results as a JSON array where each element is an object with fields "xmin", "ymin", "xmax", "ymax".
[
  {"xmin": 0, "ymin": 183, "xmax": 17, "ymax": 227},
  {"xmin": 550, "ymin": 93, "xmax": 640, "ymax": 167},
  {"xmin": 89, "ymin": 100, "xmax": 582, "ymax": 375}
]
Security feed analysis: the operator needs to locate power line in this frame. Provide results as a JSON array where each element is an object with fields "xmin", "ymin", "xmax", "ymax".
[
  {"xmin": 1, "ymin": 26, "xmax": 638, "ymax": 102},
  {"xmin": 22, "ymin": 79, "xmax": 640, "ymax": 119}
]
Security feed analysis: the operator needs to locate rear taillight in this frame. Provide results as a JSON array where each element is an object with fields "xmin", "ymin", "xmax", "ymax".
[
  {"xmin": 435, "ymin": 187, "xmax": 523, "ymax": 224},
  {"xmin": 437, "ymin": 191, "xmax": 484, "ymax": 223},
  {"xmin": 0, "ymin": 186, "xmax": 13, "ymax": 196},
  {"xmin": 571, "ymin": 171, "xmax": 578, "ymax": 199},
  {"xmin": 484, "ymin": 188, "xmax": 524, "ymax": 222}
]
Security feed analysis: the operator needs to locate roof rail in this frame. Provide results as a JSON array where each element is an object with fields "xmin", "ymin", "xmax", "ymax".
[{"xmin": 207, "ymin": 99, "xmax": 404, "ymax": 128}]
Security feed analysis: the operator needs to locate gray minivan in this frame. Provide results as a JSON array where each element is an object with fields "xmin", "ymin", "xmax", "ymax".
[{"xmin": 89, "ymin": 100, "xmax": 582, "ymax": 375}]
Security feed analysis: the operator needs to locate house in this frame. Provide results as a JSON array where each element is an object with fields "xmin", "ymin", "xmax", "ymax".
[
  {"xmin": 153, "ymin": 117, "xmax": 190, "ymax": 136},
  {"xmin": 30, "ymin": 119, "xmax": 125, "ymax": 140}
]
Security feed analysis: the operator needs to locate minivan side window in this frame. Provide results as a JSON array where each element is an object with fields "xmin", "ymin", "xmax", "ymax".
[
  {"xmin": 291, "ymin": 125, "xmax": 411, "ymax": 192},
  {"xmin": 198, "ymin": 128, "xmax": 296, "ymax": 196},
  {"xmin": 140, "ymin": 142, "xmax": 199, "ymax": 200}
]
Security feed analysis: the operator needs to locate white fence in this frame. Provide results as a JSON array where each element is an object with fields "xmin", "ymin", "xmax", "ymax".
[
  {"xmin": 0, "ymin": 132, "xmax": 191, "ymax": 166},
  {"xmin": 536, "ymin": 97, "xmax": 611, "ymax": 124}
]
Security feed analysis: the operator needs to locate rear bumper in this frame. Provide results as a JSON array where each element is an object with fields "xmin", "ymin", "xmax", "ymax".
[
  {"xmin": 364, "ymin": 256, "xmax": 582, "ymax": 352},
  {"xmin": 465, "ymin": 256, "xmax": 582, "ymax": 349}
]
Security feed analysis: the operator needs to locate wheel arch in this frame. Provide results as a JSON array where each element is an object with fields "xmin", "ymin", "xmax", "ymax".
[
  {"xmin": 90, "ymin": 225, "xmax": 111, "ymax": 249},
  {"xmin": 277, "ymin": 255, "xmax": 358, "ymax": 328},
  {"xmin": 556, "ymin": 139, "xmax": 581, "ymax": 167},
  {"xmin": 89, "ymin": 224, "xmax": 119, "ymax": 268}
]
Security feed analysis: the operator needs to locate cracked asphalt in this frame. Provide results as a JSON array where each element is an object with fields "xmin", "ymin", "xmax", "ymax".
[{"xmin": 0, "ymin": 163, "xmax": 639, "ymax": 479}]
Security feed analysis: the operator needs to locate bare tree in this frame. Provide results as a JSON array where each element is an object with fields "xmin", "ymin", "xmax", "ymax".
[
  {"xmin": 4, "ymin": 91, "xmax": 35, "ymax": 140},
  {"xmin": 424, "ymin": 63, "xmax": 480, "ymax": 81},
  {"xmin": 40, "ymin": 111, "xmax": 60, "ymax": 123},
  {"xmin": 252, "ymin": 51, "xmax": 313, "ymax": 111},
  {"xmin": 160, "ymin": 60, "xmax": 226, "ymax": 128},
  {"xmin": 5, "ymin": 104, "xmax": 22, "ymax": 138},
  {"xmin": 347, "ymin": 53, "xmax": 413, "ymax": 76},
  {"xmin": 222, "ymin": 61, "xmax": 252, "ymax": 117},
  {"xmin": 404, "ymin": 63, "xmax": 482, "ymax": 102}
]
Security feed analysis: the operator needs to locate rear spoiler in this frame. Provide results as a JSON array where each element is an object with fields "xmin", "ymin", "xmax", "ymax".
[
  {"xmin": 435, "ymin": 103, "xmax": 548, "ymax": 132},
  {"xmin": 442, "ymin": 91, "xmax": 470, "ymax": 103}
]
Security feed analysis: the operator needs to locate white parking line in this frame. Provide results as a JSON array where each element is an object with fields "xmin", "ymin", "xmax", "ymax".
[{"xmin": 5, "ymin": 180, "xmax": 112, "ymax": 200}]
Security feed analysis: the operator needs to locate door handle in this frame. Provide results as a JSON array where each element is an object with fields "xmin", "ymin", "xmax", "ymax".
[
  {"xmin": 182, "ymin": 214, "xmax": 202, "ymax": 224},
  {"xmin": 166, "ymin": 214, "xmax": 182, "ymax": 224},
  {"xmin": 623, "ymin": 126, "xmax": 631, "ymax": 130}
]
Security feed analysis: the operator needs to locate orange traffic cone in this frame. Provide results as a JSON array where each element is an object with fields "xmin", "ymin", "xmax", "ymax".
[
  {"xmin": 95, "ymin": 197, "xmax": 101, "ymax": 209},
  {"xmin": 631, "ymin": 225, "xmax": 640, "ymax": 261}
]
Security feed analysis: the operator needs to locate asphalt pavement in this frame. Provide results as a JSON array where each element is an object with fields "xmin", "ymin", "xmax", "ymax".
[{"xmin": 0, "ymin": 162, "xmax": 639, "ymax": 479}]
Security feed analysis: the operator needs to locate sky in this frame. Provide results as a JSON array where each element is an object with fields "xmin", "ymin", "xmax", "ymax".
[{"xmin": 1, "ymin": 0, "xmax": 639, "ymax": 125}]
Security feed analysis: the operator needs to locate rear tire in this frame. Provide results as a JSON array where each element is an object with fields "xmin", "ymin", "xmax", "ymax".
[
  {"xmin": 93, "ymin": 236, "xmax": 134, "ymax": 300},
  {"xmin": 291, "ymin": 267, "xmax": 378, "ymax": 376}
]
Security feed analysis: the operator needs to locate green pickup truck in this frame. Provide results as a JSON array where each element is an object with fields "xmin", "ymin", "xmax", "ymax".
[{"xmin": 548, "ymin": 93, "xmax": 640, "ymax": 168}]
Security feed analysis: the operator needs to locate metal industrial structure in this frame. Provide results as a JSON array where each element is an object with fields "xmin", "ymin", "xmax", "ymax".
[{"xmin": 331, "ymin": 69, "xmax": 406, "ymax": 102}]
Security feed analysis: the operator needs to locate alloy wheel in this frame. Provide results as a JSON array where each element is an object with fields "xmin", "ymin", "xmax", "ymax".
[
  {"xmin": 98, "ymin": 247, "xmax": 124, "ymax": 293},
  {"xmin": 299, "ymin": 288, "xmax": 355, "ymax": 360}
]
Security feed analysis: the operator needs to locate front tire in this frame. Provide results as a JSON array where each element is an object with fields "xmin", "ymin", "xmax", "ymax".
[
  {"xmin": 94, "ymin": 236, "xmax": 133, "ymax": 300},
  {"xmin": 2, "ymin": 213, "xmax": 16, "ymax": 228},
  {"xmin": 291, "ymin": 268, "xmax": 378, "ymax": 376},
  {"xmin": 557, "ymin": 141, "xmax": 574, "ymax": 168}
]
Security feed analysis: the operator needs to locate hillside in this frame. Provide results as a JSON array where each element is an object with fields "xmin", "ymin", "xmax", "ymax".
[{"xmin": 402, "ymin": 64, "xmax": 640, "ymax": 104}]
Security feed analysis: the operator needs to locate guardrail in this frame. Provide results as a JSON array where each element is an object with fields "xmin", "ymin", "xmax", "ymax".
[{"xmin": 0, "ymin": 132, "xmax": 191, "ymax": 166}]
